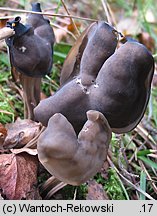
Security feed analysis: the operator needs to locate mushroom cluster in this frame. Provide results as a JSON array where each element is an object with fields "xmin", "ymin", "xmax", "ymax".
[
  {"xmin": 35, "ymin": 21, "xmax": 154, "ymax": 185},
  {"xmin": 35, "ymin": 21, "xmax": 154, "ymax": 133}
]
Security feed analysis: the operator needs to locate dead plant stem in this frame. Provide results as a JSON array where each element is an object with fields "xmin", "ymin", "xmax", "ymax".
[
  {"xmin": 60, "ymin": 0, "xmax": 80, "ymax": 37},
  {"xmin": 0, "ymin": 7, "xmax": 97, "ymax": 22},
  {"xmin": 107, "ymin": 156, "xmax": 154, "ymax": 200}
]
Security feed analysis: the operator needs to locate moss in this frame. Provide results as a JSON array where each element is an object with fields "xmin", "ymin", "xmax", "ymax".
[{"xmin": 104, "ymin": 168, "xmax": 126, "ymax": 200}]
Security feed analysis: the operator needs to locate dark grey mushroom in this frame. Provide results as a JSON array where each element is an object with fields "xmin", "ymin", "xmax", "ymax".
[
  {"xmin": 37, "ymin": 110, "xmax": 111, "ymax": 185},
  {"xmin": 60, "ymin": 21, "xmax": 118, "ymax": 86},
  {"xmin": 34, "ymin": 21, "xmax": 154, "ymax": 134},
  {"xmin": 6, "ymin": 3, "xmax": 55, "ymax": 120}
]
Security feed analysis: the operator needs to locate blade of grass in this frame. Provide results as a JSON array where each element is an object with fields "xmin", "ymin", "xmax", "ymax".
[
  {"xmin": 140, "ymin": 171, "xmax": 146, "ymax": 200},
  {"xmin": 137, "ymin": 149, "xmax": 157, "ymax": 157},
  {"xmin": 138, "ymin": 156, "xmax": 157, "ymax": 170},
  {"xmin": 107, "ymin": 156, "xmax": 154, "ymax": 200},
  {"xmin": 53, "ymin": 0, "xmax": 62, "ymax": 22},
  {"xmin": 115, "ymin": 171, "xmax": 130, "ymax": 200},
  {"xmin": 139, "ymin": 161, "xmax": 157, "ymax": 194}
]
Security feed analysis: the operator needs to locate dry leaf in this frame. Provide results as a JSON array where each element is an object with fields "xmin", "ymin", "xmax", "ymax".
[
  {"xmin": 11, "ymin": 148, "xmax": 38, "ymax": 156},
  {"xmin": 54, "ymin": 27, "xmax": 67, "ymax": 43},
  {"xmin": 0, "ymin": 13, "xmax": 9, "ymax": 29},
  {"xmin": 4, "ymin": 118, "xmax": 41, "ymax": 149},
  {"xmin": 0, "ymin": 153, "xmax": 40, "ymax": 200},
  {"xmin": 0, "ymin": 123, "xmax": 7, "ymax": 147},
  {"xmin": 40, "ymin": 91, "xmax": 47, "ymax": 100},
  {"xmin": 117, "ymin": 16, "xmax": 141, "ymax": 36},
  {"xmin": 100, "ymin": 160, "xmax": 110, "ymax": 180},
  {"xmin": 86, "ymin": 180, "xmax": 109, "ymax": 200},
  {"xmin": 138, "ymin": 32, "xmax": 155, "ymax": 52},
  {"xmin": 67, "ymin": 21, "xmax": 81, "ymax": 33}
]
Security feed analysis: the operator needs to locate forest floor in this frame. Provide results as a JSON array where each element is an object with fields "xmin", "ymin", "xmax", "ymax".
[{"xmin": 0, "ymin": 0, "xmax": 157, "ymax": 200}]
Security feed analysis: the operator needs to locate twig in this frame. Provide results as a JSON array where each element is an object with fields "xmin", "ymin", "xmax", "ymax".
[
  {"xmin": 73, "ymin": 188, "xmax": 77, "ymax": 200},
  {"xmin": 0, "ymin": 109, "xmax": 13, "ymax": 115},
  {"xmin": 148, "ymin": 153, "xmax": 157, "ymax": 159},
  {"xmin": 148, "ymin": 94, "xmax": 153, "ymax": 121},
  {"xmin": 135, "ymin": 124, "xmax": 156, "ymax": 149},
  {"xmin": 41, "ymin": 176, "xmax": 60, "ymax": 191},
  {"xmin": 139, "ymin": 161, "xmax": 157, "ymax": 194},
  {"xmin": 118, "ymin": 147, "xmax": 139, "ymax": 179},
  {"xmin": 107, "ymin": 156, "xmax": 154, "ymax": 200},
  {"xmin": 106, "ymin": 1, "xmax": 117, "ymax": 26},
  {"xmin": 50, "ymin": 22, "xmax": 77, "ymax": 40},
  {"xmin": 0, "ymin": 16, "xmax": 14, "ymax": 19},
  {"xmin": 128, "ymin": 142, "xmax": 145, "ymax": 164},
  {"xmin": 45, "ymin": 182, "xmax": 67, "ymax": 199},
  {"xmin": 8, "ymin": 81, "xmax": 23, "ymax": 98},
  {"xmin": 40, "ymin": 176, "xmax": 67, "ymax": 199},
  {"xmin": 0, "ymin": 7, "xmax": 97, "ymax": 22},
  {"xmin": 101, "ymin": 0, "xmax": 112, "ymax": 25},
  {"xmin": 60, "ymin": 0, "xmax": 80, "ymax": 37},
  {"xmin": 0, "ymin": 27, "xmax": 14, "ymax": 40},
  {"xmin": 25, "ymin": 125, "xmax": 45, "ymax": 148}
]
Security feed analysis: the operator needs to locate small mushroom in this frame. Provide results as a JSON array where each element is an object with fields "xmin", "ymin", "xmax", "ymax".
[
  {"xmin": 37, "ymin": 110, "xmax": 111, "ymax": 185},
  {"xmin": 6, "ymin": 3, "xmax": 55, "ymax": 120},
  {"xmin": 34, "ymin": 22, "xmax": 154, "ymax": 134}
]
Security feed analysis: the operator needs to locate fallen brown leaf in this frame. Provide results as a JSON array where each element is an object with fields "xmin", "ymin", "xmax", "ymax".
[
  {"xmin": 86, "ymin": 180, "xmax": 109, "ymax": 200},
  {"xmin": 67, "ymin": 21, "xmax": 81, "ymax": 33},
  {"xmin": 117, "ymin": 15, "xmax": 141, "ymax": 36},
  {"xmin": 0, "ymin": 123, "xmax": 7, "ymax": 147},
  {"xmin": 100, "ymin": 160, "xmax": 110, "ymax": 180},
  {"xmin": 0, "ymin": 13, "xmax": 9, "ymax": 29},
  {"xmin": 0, "ymin": 153, "xmax": 40, "ymax": 200},
  {"xmin": 11, "ymin": 148, "xmax": 38, "ymax": 156},
  {"xmin": 4, "ymin": 118, "xmax": 41, "ymax": 149},
  {"xmin": 40, "ymin": 91, "xmax": 47, "ymax": 100},
  {"xmin": 54, "ymin": 27, "xmax": 67, "ymax": 43},
  {"xmin": 138, "ymin": 32, "xmax": 155, "ymax": 52}
]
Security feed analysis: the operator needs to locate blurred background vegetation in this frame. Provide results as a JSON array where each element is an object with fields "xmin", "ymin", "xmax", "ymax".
[{"xmin": 0, "ymin": 0, "xmax": 157, "ymax": 200}]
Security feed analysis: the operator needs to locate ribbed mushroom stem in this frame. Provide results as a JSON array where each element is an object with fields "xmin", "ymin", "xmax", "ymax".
[{"xmin": 19, "ymin": 74, "xmax": 41, "ymax": 120}]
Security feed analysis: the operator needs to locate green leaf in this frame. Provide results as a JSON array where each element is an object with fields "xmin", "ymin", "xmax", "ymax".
[
  {"xmin": 53, "ymin": 51, "xmax": 67, "ymax": 61},
  {"xmin": 53, "ymin": 43, "xmax": 72, "ymax": 63},
  {"xmin": 0, "ymin": 53, "xmax": 9, "ymax": 67},
  {"xmin": 137, "ymin": 149, "xmax": 152, "ymax": 157},
  {"xmin": 140, "ymin": 171, "xmax": 146, "ymax": 200},
  {"xmin": 138, "ymin": 156, "xmax": 157, "ymax": 170}
]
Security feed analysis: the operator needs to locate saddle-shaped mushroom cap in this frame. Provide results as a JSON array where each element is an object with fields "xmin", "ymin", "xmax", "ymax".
[
  {"xmin": 60, "ymin": 21, "xmax": 118, "ymax": 86},
  {"xmin": 27, "ymin": 2, "xmax": 55, "ymax": 46},
  {"xmin": 34, "ymin": 22, "xmax": 154, "ymax": 133},
  {"xmin": 91, "ymin": 41, "xmax": 154, "ymax": 133},
  {"xmin": 37, "ymin": 110, "xmax": 111, "ymax": 185}
]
